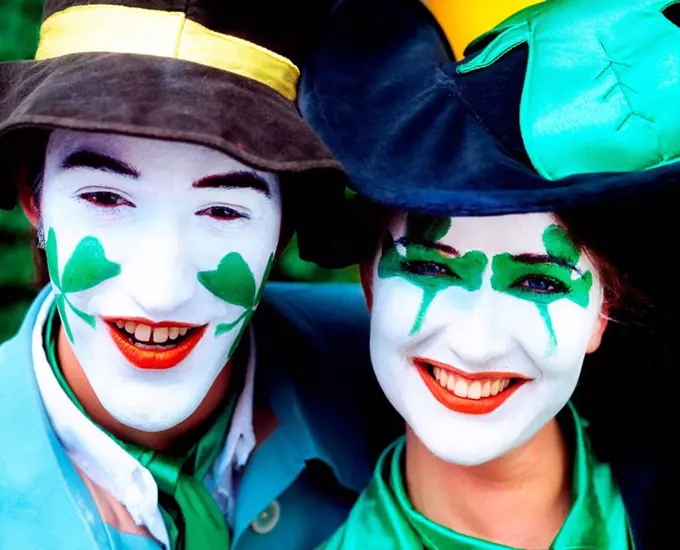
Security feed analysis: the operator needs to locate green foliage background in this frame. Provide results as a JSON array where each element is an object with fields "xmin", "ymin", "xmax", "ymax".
[{"xmin": 0, "ymin": 1, "xmax": 357, "ymax": 343}]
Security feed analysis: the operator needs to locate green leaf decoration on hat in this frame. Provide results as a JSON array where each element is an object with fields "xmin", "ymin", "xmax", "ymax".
[
  {"xmin": 198, "ymin": 252, "xmax": 274, "ymax": 357},
  {"xmin": 46, "ymin": 228, "xmax": 122, "ymax": 342},
  {"xmin": 457, "ymin": 0, "xmax": 680, "ymax": 180}
]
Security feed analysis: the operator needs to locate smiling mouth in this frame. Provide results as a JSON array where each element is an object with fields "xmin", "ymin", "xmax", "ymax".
[
  {"xmin": 106, "ymin": 318, "xmax": 207, "ymax": 370},
  {"xmin": 413, "ymin": 357, "xmax": 531, "ymax": 415}
]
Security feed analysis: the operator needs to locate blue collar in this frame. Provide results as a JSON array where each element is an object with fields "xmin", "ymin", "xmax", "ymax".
[{"xmin": 231, "ymin": 282, "xmax": 376, "ymax": 543}]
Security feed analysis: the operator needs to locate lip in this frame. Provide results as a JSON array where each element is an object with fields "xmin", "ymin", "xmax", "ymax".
[
  {"xmin": 413, "ymin": 357, "xmax": 531, "ymax": 415},
  {"xmin": 106, "ymin": 317, "xmax": 207, "ymax": 370}
]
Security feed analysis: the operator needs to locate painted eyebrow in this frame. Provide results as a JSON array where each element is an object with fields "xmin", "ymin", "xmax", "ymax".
[
  {"xmin": 61, "ymin": 150, "xmax": 139, "ymax": 178},
  {"xmin": 396, "ymin": 236, "xmax": 460, "ymax": 257},
  {"xmin": 193, "ymin": 171, "xmax": 271, "ymax": 198},
  {"xmin": 511, "ymin": 253, "xmax": 583, "ymax": 276}
]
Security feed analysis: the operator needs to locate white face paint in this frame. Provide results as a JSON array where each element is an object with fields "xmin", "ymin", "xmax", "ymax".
[
  {"xmin": 40, "ymin": 130, "xmax": 282, "ymax": 432},
  {"xmin": 370, "ymin": 212, "xmax": 604, "ymax": 465}
]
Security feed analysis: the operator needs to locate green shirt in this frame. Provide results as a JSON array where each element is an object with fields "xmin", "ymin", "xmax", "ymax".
[{"xmin": 320, "ymin": 403, "xmax": 632, "ymax": 549}]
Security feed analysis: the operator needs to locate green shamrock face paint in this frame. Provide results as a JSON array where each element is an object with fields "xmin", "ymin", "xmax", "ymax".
[
  {"xmin": 46, "ymin": 227, "xmax": 121, "ymax": 342},
  {"xmin": 39, "ymin": 130, "xmax": 284, "ymax": 434},
  {"xmin": 198, "ymin": 252, "xmax": 274, "ymax": 356}
]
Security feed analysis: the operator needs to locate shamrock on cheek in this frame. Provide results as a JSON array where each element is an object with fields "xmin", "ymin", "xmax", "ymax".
[
  {"xmin": 46, "ymin": 228, "xmax": 122, "ymax": 343},
  {"xmin": 197, "ymin": 252, "xmax": 274, "ymax": 357}
]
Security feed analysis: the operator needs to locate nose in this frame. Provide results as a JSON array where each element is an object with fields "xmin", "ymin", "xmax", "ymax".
[
  {"xmin": 443, "ymin": 289, "xmax": 513, "ymax": 366},
  {"xmin": 121, "ymin": 223, "xmax": 196, "ymax": 315}
]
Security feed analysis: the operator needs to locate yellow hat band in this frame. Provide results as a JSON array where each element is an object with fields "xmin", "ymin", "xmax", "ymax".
[{"xmin": 35, "ymin": 4, "xmax": 300, "ymax": 101}]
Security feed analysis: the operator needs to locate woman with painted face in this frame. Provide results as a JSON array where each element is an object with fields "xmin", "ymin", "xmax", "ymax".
[
  {"xmin": 0, "ymin": 0, "xmax": 391, "ymax": 549},
  {"xmin": 300, "ymin": 0, "xmax": 673, "ymax": 548}
]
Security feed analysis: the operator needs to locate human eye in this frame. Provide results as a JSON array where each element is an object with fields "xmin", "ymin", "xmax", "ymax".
[
  {"xmin": 512, "ymin": 275, "xmax": 569, "ymax": 294},
  {"xmin": 78, "ymin": 191, "xmax": 134, "ymax": 208},
  {"xmin": 403, "ymin": 260, "xmax": 459, "ymax": 278},
  {"xmin": 195, "ymin": 206, "xmax": 250, "ymax": 221}
]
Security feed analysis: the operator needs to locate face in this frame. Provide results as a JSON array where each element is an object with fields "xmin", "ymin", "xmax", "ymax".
[
  {"xmin": 36, "ymin": 130, "xmax": 282, "ymax": 432},
  {"xmin": 368, "ymin": 212, "xmax": 605, "ymax": 465}
]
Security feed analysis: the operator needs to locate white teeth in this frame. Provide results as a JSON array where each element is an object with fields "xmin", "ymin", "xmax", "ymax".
[
  {"xmin": 134, "ymin": 324, "xmax": 152, "ymax": 342},
  {"xmin": 153, "ymin": 327, "xmax": 169, "ymax": 343},
  {"xmin": 481, "ymin": 380, "xmax": 491, "ymax": 397},
  {"xmin": 428, "ymin": 365, "xmax": 518, "ymax": 400},
  {"xmin": 115, "ymin": 321, "xmax": 193, "ymax": 345},
  {"xmin": 454, "ymin": 379, "xmax": 469, "ymax": 398}
]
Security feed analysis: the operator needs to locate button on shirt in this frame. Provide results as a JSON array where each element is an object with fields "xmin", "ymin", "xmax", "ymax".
[{"xmin": 32, "ymin": 292, "xmax": 257, "ymax": 549}]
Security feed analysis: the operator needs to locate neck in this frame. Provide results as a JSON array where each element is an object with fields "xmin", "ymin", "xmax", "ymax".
[
  {"xmin": 57, "ymin": 325, "xmax": 232, "ymax": 452},
  {"xmin": 404, "ymin": 418, "xmax": 571, "ymax": 549}
]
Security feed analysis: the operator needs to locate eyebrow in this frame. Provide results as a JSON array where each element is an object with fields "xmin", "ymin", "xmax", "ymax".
[
  {"xmin": 512, "ymin": 253, "xmax": 583, "ymax": 276},
  {"xmin": 193, "ymin": 171, "xmax": 271, "ymax": 198},
  {"xmin": 61, "ymin": 150, "xmax": 139, "ymax": 178},
  {"xmin": 396, "ymin": 236, "xmax": 460, "ymax": 257}
]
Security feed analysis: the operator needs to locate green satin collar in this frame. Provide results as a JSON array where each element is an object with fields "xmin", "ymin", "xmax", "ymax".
[{"xmin": 321, "ymin": 403, "xmax": 632, "ymax": 549}]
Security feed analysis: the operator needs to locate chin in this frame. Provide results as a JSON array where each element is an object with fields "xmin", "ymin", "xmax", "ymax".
[
  {"xmin": 92, "ymin": 375, "xmax": 208, "ymax": 433},
  {"xmin": 423, "ymin": 436, "xmax": 512, "ymax": 466},
  {"xmin": 107, "ymin": 400, "xmax": 200, "ymax": 432}
]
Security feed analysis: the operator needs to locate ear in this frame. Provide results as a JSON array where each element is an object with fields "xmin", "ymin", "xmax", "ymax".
[
  {"xmin": 359, "ymin": 260, "xmax": 375, "ymax": 311},
  {"xmin": 17, "ymin": 169, "xmax": 40, "ymax": 229},
  {"xmin": 586, "ymin": 306, "xmax": 609, "ymax": 354}
]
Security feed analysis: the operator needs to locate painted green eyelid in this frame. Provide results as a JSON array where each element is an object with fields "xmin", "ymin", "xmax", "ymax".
[{"xmin": 378, "ymin": 230, "xmax": 488, "ymax": 336}]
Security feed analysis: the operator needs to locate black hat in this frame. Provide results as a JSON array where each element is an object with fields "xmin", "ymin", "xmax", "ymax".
[
  {"xmin": 0, "ymin": 0, "xmax": 349, "ymax": 264},
  {"xmin": 300, "ymin": 0, "xmax": 680, "ymax": 218}
]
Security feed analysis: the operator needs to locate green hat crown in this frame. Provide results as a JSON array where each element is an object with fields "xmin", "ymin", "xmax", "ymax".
[{"xmin": 459, "ymin": 0, "xmax": 680, "ymax": 180}]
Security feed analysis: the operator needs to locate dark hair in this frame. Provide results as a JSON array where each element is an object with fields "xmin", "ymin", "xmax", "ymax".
[
  {"xmin": 555, "ymin": 190, "xmax": 679, "ymax": 464},
  {"xmin": 553, "ymin": 211, "xmax": 636, "ymax": 316}
]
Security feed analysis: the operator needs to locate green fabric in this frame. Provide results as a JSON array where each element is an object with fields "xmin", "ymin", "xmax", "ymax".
[
  {"xmin": 457, "ymin": 0, "xmax": 680, "ymax": 181},
  {"xmin": 0, "ymin": 0, "xmax": 41, "ymax": 62},
  {"xmin": 320, "ymin": 403, "xmax": 632, "ymax": 549},
  {"xmin": 44, "ymin": 301, "xmax": 241, "ymax": 550},
  {"xmin": 0, "ymin": 2, "xmax": 43, "ymax": 343}
]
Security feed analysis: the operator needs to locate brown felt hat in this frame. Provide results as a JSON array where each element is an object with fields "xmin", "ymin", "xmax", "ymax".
[{"xmin": 0, "ymin": 0, "xmax": 351, "ymax": 266}]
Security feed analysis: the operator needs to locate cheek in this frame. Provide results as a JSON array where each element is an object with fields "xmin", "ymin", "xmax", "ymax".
[
  {"xmin": 226, "ymin": 212, "xmax": 282, "ymax": 282},
  {"xmin": 371, "ymin": 278, "xmax": 424, "ymax": 344},
  {"xmin": 524, "ymin": 300, "xmax": 600, "ymax": 374}
]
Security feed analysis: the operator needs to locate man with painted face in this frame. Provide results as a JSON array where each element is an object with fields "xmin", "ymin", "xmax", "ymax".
[
  {"xmin": 0, "ymin": 1, "xmax": 385, "ymax": 549},
  {"xmin": 300, "ymin": 0, "xmax": 673, "ymax": 548}
]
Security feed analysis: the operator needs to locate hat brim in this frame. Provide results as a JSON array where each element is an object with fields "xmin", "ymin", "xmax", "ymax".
[
  {"xmin": 0, "ymin": 51, "xmax": 344, "ymax": 193},
  {"xmin": 0, "ymin": 52, "xmax": 354, "ymax": 267}
]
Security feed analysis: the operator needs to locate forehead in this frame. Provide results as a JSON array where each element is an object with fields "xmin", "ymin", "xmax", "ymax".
[
  {"xmin": 45, "ymin": 129, "xmax": 276, "ymax": 184},
  {"xmin": 392, "ymin": 212, "xmax": 561, "ymax": 256}
]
